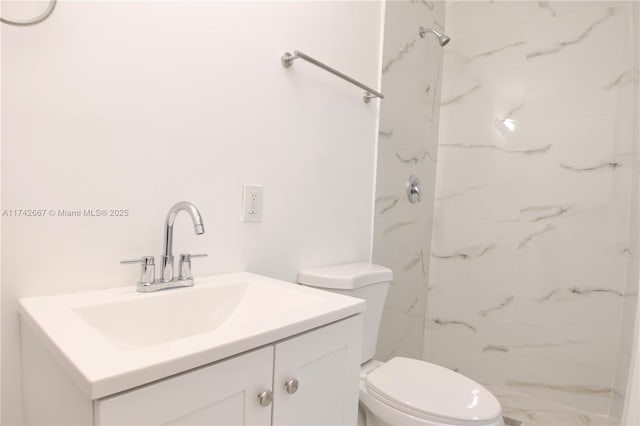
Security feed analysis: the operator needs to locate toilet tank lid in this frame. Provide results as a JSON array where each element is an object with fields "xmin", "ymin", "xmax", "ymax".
[{"xmin": 298, "ymin": 263, "xmax": 392, "ymax": 290}]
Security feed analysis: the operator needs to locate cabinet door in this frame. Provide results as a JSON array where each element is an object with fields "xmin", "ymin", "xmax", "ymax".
[
  {"xmin": 96, "ymin": 346, "xmax": 274, "ymax": 426},
  {"xmin": 272, "ymin": 315, "xmax": 363, "ymax": 426}
]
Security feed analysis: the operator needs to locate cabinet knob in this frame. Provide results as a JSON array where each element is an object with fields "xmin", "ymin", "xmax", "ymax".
[
  {"xmin": 257, "ymin": 390, "xmax": 273, "ymax": 407},
  {"xmin": 285, "ymin": 378, "xmax": 299, "ymax": 394}
]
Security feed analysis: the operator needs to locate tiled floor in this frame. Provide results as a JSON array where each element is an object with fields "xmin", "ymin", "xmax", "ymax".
[{"xmin": 488, "ymin": 386, "xmax": 619, "ymax": 426}]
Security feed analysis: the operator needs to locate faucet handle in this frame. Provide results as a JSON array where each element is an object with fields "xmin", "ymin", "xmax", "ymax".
[
  {"xmin": 121, "ymin": 256, "xmax": 155, "ymax": 284},
  {"xmin": 178, "ymin": 253, "xmax": 207, "ymax": 280},
  {"xmin": 120, "ymin": 256, "xmax": 155, "ymax": 265}
]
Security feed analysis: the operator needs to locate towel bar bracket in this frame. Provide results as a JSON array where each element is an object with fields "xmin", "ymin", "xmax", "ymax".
[
  {"xmin": 281, "ymin": 52, "xmax": 298, "ymax": 68},
  {"xmin": 281, "ymin": 50, "xmax": 383, "ymax": 103}
]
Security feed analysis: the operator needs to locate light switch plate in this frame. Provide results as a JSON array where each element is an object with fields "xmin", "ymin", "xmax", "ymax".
[{"xmin": 241, "ymin": 184, "xmax": 262, "ymax": 222}]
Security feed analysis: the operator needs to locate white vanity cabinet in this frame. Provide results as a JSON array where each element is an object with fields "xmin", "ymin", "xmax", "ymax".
[
  {"xmin": 23, "ymin": 314, "xmax": 363, "ymax": 426},
  {"xmin": 20, "ymin": 272, "xmax": 366, "ymax": 426},
  {"xmin": 272, "ymin": 315, "xmax": 362, "ymax": 426},
  {"xmin": 97, "ymin": 315, "xmax": 362, "ymax": 426},
  {"xmin": 96, "ymin": 346, "xmax": 275, "ymax": 426}
]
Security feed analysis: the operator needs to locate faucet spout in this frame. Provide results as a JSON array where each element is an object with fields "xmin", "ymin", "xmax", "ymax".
[{"xmin": 161, "ymin": 201, "xmax": 205, "ymax": 282}]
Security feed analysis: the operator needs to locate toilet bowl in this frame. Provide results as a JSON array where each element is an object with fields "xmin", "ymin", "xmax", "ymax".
[
  {"xmin": 359, "ymin": 359, "xmax": 504, "ymax": 426},
  {"xmin": 298, "ymin": 263, "xmax": 505, "ymax": 426}
]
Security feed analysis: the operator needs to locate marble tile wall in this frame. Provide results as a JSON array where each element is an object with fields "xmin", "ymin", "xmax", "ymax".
[
  {"xmin": 372, "ymin": 0, "xmax": 445, "ymax": 361},
  {"xmin": 426, "ymin": 1, "xmax": 638, "ymax": 417}
]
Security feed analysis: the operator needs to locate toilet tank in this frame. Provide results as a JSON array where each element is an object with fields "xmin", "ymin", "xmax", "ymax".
[{"xmin": 298, "ymin": 263, "xmax": 392, "ymax": 363}]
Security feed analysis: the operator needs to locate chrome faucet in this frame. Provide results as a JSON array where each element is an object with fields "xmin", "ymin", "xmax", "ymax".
[
  {"xmin": 121, "ymin": 201, "xmax": 207, "ymax": 292},
  {"xmin": 161, "ymin": 201, "xmax": 205, "ymax": 282}
]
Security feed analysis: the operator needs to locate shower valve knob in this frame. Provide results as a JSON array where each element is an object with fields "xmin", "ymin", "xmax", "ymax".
[{"xmin": 407, "ymin": 175, "xmax": 422, "ymax": 204}]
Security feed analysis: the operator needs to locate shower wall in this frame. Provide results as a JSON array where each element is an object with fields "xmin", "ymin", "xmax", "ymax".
[
  {"xmin": 427, "ymin": 0, "xmax": 638, "ymax": 417},
  {"xmin": 372, "ymin": 0, "xmax": 445, "ymax": 360}
]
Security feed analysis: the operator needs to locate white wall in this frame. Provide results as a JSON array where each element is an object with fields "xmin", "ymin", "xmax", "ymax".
[
  {"xmin": 0, "ymin": 2, "xmax": 383, "ymax": 424},
  {"xmin": 427, "ymin": 0, "xmax": 637, "ymax": 416}
]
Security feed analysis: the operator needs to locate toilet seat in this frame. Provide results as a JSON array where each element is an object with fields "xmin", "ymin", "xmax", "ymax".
[{"xmin": 363, "ymin": 357, "xmax": 503, "ymax": 425}]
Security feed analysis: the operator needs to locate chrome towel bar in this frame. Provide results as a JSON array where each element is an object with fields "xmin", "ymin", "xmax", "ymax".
[{"xmin": 281, "ymin": 50, "xmax": 384, "ymax": 104}]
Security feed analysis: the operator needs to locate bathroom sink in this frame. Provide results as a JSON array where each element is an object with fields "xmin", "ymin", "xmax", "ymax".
[
  {"xmin": 19, "ymin": 272, "xmax": 364, "ymax": 399},
  {"xmin": 73, "ymin": 279, "xmax": 324, "ymax": 349}
]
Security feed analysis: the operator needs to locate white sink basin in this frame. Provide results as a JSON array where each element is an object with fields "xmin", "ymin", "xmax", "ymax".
[
  {"xmin": 19, "ymin": 272, "xmax": 364, "ymax": 399},
  {"xmin": 73, "ymin": 280, "xmax": 324, "ymax": 349}
]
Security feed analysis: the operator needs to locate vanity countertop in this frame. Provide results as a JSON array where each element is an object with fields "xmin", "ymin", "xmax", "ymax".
[{"xmin": 19, "ymin": 272, "xmax": 365, "ymax": 399}]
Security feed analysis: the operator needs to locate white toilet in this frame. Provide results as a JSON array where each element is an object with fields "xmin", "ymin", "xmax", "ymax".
[{"xmin": 298, "ymin": 263, "xmax": 505, "ymax": 426}]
